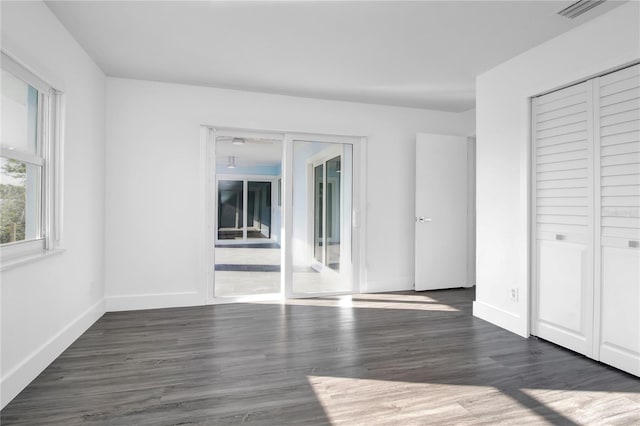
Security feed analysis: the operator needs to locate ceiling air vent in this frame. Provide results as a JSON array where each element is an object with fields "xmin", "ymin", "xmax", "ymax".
[{"xmin": 558, "ymin": 0, "xmax": 607, "ymax": 19}]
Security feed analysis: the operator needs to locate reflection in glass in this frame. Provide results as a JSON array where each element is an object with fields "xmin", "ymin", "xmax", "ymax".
[
  {"xmin": 218, "ymin": 180, "xmax": 243, "ymax": 240},
  {"xmin": 326, "ymin": 156, "xmax": 341, "ymax": 271},
  {"xmin": 314, "ymin": 164, "xmax": 323, "ymax": 263},
  {"xmin": 292, "ymin": 141, "xmax": 352, "ymax": 295},
  {"xmin": 1, "ymin": 70, "xmax": 38, "ymax": 155},
  {"xmin": 247, "ymin": 181, "xmax": 271, "ymax": 239}
]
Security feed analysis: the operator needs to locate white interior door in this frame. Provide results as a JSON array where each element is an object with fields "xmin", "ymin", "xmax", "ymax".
[
  {"xmin": 415, "ymin": 133, "xmax": 468, "ymax": 291},
  {"xmin": 532, "ymin": 81, "xmax": 595, "ymax": 358},
  {"xmin": 595, "ymin": 64, "xmax": 640, "ymax": 375}
]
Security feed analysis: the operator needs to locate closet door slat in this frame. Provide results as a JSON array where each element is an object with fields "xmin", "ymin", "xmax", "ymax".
[
  {"xmin": 537, "ymin": 121, "xmax": 588, "ymax": 139},
  {"xmin": 537, "ymin": 158, "xmax": 588, "ymax": 172},
  {"xmin": 599, "ymin": 75, "xmax": 640, "ymax": 97},
  {"xmin": 536, "ymin": 131, "xmax": 587, "ymax": 147},
  {"xmin": 600, "ymin": 99, "xmax": 639, "ymax": 117},
  {"xmin": 602, "ymin": 195, "xmax": 640, "ymax": 207},
  {"xmin": 601, "ymin": 185, "xmax": 640, "ymax": 197},
  {"xmin": 537, "ymin": 197, "xmax": 588, "ymax": 207},
  {"xmin": 601, "ymin": 141, "xmax": 640, "ymax": 156},
  {"xmin": 537, "ymin": 223, "xmax": 588, "ymax": 235},
  {"xmin": 601, "ymin": 226, "xmax": 640, "ymax": 239},
  {"xmin": 537, "ymin": 149, "xmax": 589, "ymax": 164},
  {"xmin": 537, "ymin": 140, "xmax": 587, "ymax": 156},
  {"xmin": 537, "ymin": 187, "xmax": 589, "ymax": 198},
  {"xmin": 600, "ymin": 64, "xmax": 640, "ymax": 85},
  {"xmin": 600, "ymin": 87, "xmax": 639, "ymax": 107},
  {"xmin": 537, "ymin": 168, "xmax": 588, "ymax": 181},
  {"xmin": 601, "ymin": 119, "xmax": 640, "ymax": 137},
  {"xmin": 538, "ymin": 206, "xmax": 589, "ymax": 216},
  {"xmin": 536, "ymin": 86, "xmax": 586, "ymax": 108},
  {"xmin": 600, "ymin": 130, "xmax": 639, "ymax": 146},
  {"xmin": 601, "ymin": 174, "xmax": 640, "ymax": 186},
  {"xmin": 601, "ymin": 152, "xmax": 640, "ymax": 167},
  {"xmin": 601, "ymin": 163, "xmax": 640, "ymax": 176},
  {"xmin": 538, "ymin": 102, "xmax": 589, "ymax": 122},
  {"xmin": 537, "ymin": 111, "xmax": 588, "ymax": 131},
  {"xmin": 600, "ymin": 108, "xmax": 640, "ymax": 126},
  {"xmin": 602, "ymin": 206, "xmax": 640, "ymax": 218}
]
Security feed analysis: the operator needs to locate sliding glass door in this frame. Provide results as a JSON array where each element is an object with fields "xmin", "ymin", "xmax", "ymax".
[
  {"xmin": 218, "ymin": 180, "xmax": 244, "ymax": 240},
  {"xmin": 291, "ymin": 141, "xmax": 353, "ymax": 295},
  {"xmin": 247, "ymin": 181, "xmax": 271, "ymax": 239},
  {"xmin": 212, "ymin": 132, "xmax": 283, "ymax": 301},
  {"xmin": 208, "ymin": 128, "xmax": 361, "ymax": 303},
  {"xmin": 217, "ymin": 178, "xmax": 273, "ymax": 242}
]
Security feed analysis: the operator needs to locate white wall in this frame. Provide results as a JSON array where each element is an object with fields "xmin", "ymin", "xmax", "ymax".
[
  {"xmin": 105, "ymin": 78, "xmax": 474, "ymax": 308},
  {"xmin": 474, "ymin": 2, "xmax": 640, "ymax": 337},
  {"xmin": 467, "ymin": 137, "xmax": 476, "ymax": 287},
  {"xmin": 0, "ymin": 1, "xmax": 106, "ymax": 408}
]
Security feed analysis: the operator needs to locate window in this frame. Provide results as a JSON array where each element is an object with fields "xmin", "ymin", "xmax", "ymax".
[{"xmin": 1, "ymin": 52, "xmax": 61, "ymax": 266}]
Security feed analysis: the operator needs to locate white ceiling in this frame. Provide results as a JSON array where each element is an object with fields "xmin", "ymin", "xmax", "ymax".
[
  {"xmin": 46, "ymin": 1, "xmax": 624, "ymax": 112},
  {"xmin": 216, "ymin": 138, "xmax": 282, "ymax": 169}
]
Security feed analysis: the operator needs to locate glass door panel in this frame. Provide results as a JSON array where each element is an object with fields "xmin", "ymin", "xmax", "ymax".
[
  {"xmin": 247, "ymin": 181, "xmax": 272, "ymax": 239},
  {"xmin": 314, "ymin": 164, "xmax": 324, "ymax": 263},
  {"xmin": 213, "ymin": 133, "xmax": 282, "ymax": 299},
  {"xmin": 326, "ymin": 156, "xmax": 341, "ymax": 271},
  {"xmin": 292, "ymin": 141, "xmax": 352, "ymax": 295},
  {"xmin": 217, "ymin": 180, "xmax": 244, "ymax": 240}
]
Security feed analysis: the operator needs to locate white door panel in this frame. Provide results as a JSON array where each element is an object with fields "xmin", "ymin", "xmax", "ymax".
[
  {"xmin": 532, "ymin": 80, "xmax": 595, "ymax": 358},
  {"xmin": 537, "ymin": 240, "xmax": 593, "ymax": 356},
  {"xmin": 414, "ymin": 133, "xmax": 468, "ymax": 291},
  {"xmin": 596, "ymin": 64, "xmax": 640, "ymax": 376},
  {"xmin": 599, "ymin": 247, "xmax": 640, "ymax": 376}
]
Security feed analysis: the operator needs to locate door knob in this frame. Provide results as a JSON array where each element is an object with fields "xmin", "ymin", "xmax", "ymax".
[{"xmin": 416, "ymin": 217, "xmax": 432, "ymax": 223}]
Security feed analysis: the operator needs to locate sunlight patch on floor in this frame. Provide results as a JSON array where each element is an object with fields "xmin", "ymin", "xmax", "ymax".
[
  {"xmin": 306, "ymin": 375, "xmax": 493, "ymax": 425},
  {"xmin": 351, "ymin": 293, "xmax": 449, "ymax": 303},
  {"xmin": 519, "ymin": 387, "xmax": 640, "ymax": 425},
  {"xmin": 255, "ymin": 295, "xmax": 461, "ymax": 312}
]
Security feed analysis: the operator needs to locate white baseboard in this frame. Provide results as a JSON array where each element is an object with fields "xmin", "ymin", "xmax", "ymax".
[
  {"xmin": 1, "ymin": 299, "xmax": 105, "ymax": 409},
  {"xmin": 105, "ymin": 291, "xmax": 203, "ymax": 312},
  {"xmin": 473, "ymin": 300, "xmax": 527, "ymax": 338},
  {"xmin": 364, "ymin": 278, "xmax": 414, "ymax": 293}
]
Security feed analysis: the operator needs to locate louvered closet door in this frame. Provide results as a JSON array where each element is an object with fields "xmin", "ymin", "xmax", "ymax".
[
  {"xmin": 533, "ymin": 81, "xmax": 595, "ymax": 357},
  {"xmin": 596, "ymin": 64, "xmax": 640, "ymax": 375}
]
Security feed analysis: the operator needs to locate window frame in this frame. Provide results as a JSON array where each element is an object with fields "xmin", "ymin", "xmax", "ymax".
[{"xmin": 1, "ymin": 51, "xmax": 63, "ymax": 269}]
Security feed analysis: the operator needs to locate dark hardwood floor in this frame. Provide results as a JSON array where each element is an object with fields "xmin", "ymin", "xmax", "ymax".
[{"xmin": 2, "ymin": 288, "xmax": 639, "ymax": 425}]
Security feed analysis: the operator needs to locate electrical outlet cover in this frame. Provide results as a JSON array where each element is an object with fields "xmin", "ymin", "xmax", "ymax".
[{"xmin": 510, "ymin": 288, "xmax": 519, "ymax": 301}]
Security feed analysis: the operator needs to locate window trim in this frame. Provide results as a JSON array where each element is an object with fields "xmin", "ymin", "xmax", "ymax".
[{"xmin": 1, "ymin": 51, "xmax": 63, "ymax": 269}]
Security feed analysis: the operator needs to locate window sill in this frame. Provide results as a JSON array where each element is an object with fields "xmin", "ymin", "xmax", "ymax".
[{"xmin": 0, "ymin": 248, "xmax": 66, "ymax": 272}]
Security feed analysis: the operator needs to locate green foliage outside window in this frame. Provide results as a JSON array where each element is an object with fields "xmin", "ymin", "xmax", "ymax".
[{"xmin": 0, "ymin": 159, "xmax": 27, "ymax": 244}]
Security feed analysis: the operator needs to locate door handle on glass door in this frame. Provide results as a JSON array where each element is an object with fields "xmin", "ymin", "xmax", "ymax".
[{"xmin": 416, "ymin": 217, "xmax": 432, "ymax": 223}]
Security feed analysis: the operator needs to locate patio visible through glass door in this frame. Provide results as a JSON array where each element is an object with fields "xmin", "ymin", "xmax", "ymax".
[{"xmin": 213, "ymin": 134, "xmax": 282, "ymax": 299}]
